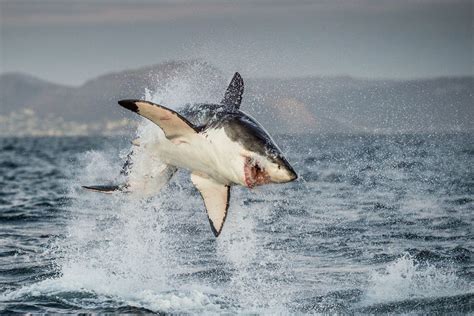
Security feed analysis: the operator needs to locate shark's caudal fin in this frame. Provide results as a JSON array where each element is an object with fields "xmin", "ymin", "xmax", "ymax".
[
  {"xmin": 191, "ymin": 173, "xmax": 230, "ymax": 237},
  {"xmin": 83, "ymin": 162, "xmax": 176, "ymax": 197},
  {"xmin": 221, "ymin": 72, "xmax": 244, "ymax": 110},
  {"xmin": 82, "ymin": 185, "xmax": 124, "ymax": 194},
  {"xmin": 118, "ymin": 100, "xmax": 198, "ymax": 140}
]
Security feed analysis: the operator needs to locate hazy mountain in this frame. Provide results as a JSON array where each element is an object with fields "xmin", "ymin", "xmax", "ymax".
[
  {"xmin": 0, "ymin": 60, "xmax": 472, "ymax": 136},
  {"xmin": 0, "ymin": 73, "xmax": 70, "ymax": 115}
]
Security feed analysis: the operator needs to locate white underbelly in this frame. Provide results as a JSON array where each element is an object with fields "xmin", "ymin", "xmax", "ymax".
[{"xmin": 154, "ymin": 129, "xmax": 245, "ymax": 186}]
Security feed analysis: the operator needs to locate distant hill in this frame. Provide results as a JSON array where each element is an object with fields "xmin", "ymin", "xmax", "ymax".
[
  {"xmin": 0, "ymin": 73, "xmax": 70, "ymax": 115},
  {"xmin": 0, "ymin": 60, "xmax": 472, "ymax": 136}
]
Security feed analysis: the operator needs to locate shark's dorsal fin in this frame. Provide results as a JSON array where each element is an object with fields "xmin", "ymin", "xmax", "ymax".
[
  {"xmin": 118, "ymin": 100, "xmax": 198, "ymax": 140},
  {"xmin": 221, "ymin": 72, "xmax": 244, "ymax": 110},
  {"xmin": 191, "ymin": 173, "xmax": 230, "ymax": 237}
]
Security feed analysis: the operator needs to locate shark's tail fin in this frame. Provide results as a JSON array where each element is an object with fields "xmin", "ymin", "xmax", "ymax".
[
  {"xmin": 82, "ymin": 129, "xmax": 176, "ymax": 197},
  {"xmin": 82, "ymin": 184, "xmax": 125, "ymax": 194},
  {"xmin": 82, "ymin": 163, "xmax": 176, "ymax": 197}
]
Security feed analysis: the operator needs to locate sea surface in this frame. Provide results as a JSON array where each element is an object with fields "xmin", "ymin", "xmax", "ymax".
[{"xmin": 0, "ymin": 133, "xmax": 473, "ymax": 314}]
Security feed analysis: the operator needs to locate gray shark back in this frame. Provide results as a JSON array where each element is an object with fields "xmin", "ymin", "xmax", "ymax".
[
  {"xmin": 180, "ymin": 103, "xmax": 225, "ymax": 128},
  {"xmin": 180, "ymin": 72, "xmax": 244, "ymax": 127}
]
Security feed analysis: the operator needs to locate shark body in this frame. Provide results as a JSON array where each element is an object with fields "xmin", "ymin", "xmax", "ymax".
[{"xmin": 84, "ymin": 73, "xmax": 297, "ymax": 236}]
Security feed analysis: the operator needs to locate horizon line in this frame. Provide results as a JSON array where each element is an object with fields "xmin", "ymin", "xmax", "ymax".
[{"xmin": 1, "ymin": 63, "xmax": 473, "ymax": 88}]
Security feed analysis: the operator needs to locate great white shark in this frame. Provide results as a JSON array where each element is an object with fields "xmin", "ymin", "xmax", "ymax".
[{"xmin": 83, "ymin": 73, "xmax": 297, "ymax": 236}]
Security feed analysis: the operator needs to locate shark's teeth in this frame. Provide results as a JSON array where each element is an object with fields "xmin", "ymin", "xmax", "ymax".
[{"xmin": 243, "ymin": 157, "xmax": 270, "ymax": 188}]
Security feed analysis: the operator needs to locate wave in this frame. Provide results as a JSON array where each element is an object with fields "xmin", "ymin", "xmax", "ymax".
[{"xmin": 363, "ymin": 254, "xmax": 472, "ymax": 306}]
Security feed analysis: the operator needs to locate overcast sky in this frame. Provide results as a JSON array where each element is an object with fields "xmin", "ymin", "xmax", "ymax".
[{"xmin": 0, "ymin": 0, "xmax": 472, "ymax": 85}]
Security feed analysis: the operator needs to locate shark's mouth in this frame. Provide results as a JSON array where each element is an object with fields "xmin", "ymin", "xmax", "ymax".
[{"xmin": 244, "ymin": 157, "xmax": 270, "ymax": 188}]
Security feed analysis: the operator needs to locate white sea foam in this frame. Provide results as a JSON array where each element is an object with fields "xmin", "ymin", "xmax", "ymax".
[
  {"xmin": 1, "ymin": 277, "xmax": 221, "ymax": 313},
  {"xmin": 364, "ymin": 254, "xmax": 472, "ymax": 305}
]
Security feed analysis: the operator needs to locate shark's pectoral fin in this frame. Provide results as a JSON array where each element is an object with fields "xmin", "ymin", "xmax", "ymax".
[
  {"xmin": 191, "ymin": 173, "xmax": 230, "ymax": 237},
  {"xmin": 118, "ymin": 99, "xmax": 198, "ymax": 140},
  {"xmin": 221, "ymin": 72, "xmax": 244, "ymax": 110}
]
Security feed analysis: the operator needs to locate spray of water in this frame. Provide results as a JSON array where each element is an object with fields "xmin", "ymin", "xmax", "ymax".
[{"xmin": 364, "ymin": 254, "xmax": 472, "ymax": 305}]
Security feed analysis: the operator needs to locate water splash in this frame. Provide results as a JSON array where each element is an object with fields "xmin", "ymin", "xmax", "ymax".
[
  {"xmin": 364, "ymin": 254, "xmax": 472, "ymax": 304},
  {"xmin": 217, "ymin": 187, "xmax": 297, "ymax": 312},
  {"xmin": 145, "ymin": 61, "xmax": 224, "ymax": 108}
]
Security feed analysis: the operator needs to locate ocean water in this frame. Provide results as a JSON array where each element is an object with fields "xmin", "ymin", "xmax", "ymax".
[{"xmin": 0, "ymin": 132, "xmax": 472, "ymax": 314}]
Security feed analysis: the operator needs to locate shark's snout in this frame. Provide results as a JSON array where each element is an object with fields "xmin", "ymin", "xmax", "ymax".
[
  {"xmin": 285, "ymin": 163, "xmax": 298, "ymax": 182},
  {"xmin": 278, "ymin": 159, "xmax": 298, "ymax": 183},
  {"xmin": 265, "ymin": 158, "xmax": 298, "ymax": 184}
]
